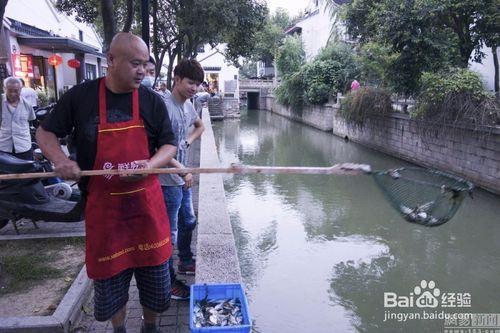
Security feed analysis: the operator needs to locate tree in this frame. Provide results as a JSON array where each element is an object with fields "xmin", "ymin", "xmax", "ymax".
[
  {"xmin": 149, "ymin": 0, "xmax": 266, "ymax": 85},
  {"xmin": 343, "ymin": 0, "xmax": 461, "ymax": 95},
  {"xmin": 275, "ymin": 35, "xmax": 305, "ymax": 77},
  {"xmin": 151, "ymin": 0, "xmax": 179, "ymax": 88},
  {"xmin": 250, "ymin": 8, "xmax": 291, "ymax": 66},
  {"xmin": 239, "ymin": 59, "xmax": 257, "ymax": 79},
  {"xmin": 56, "ymin": 0, "xmax": 136, "ymax": 51},
  {"xmin": 57, "ymin": 0, "xmax": 267, "ymax": 84},
  {"xmin": 344, "ymin": 0, "xmax": 499, "ymax": 68},
  {"xmin": 219, "ymin": 0, "xmax": 268, "ymax": 64}
]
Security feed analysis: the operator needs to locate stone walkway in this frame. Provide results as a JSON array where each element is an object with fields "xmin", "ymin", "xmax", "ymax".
[{"xmin": 73, "ymin": 272, "xmax": 194, "ymax": 333}]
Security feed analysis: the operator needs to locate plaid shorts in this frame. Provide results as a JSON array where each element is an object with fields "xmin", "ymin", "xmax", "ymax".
[{"xmin": 93, "ymin": 261, "xmax": 171, "ymax": 321}]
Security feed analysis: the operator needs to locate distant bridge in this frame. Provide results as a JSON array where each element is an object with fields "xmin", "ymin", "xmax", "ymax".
[{"xmin": 239, "ymin": 79, "xmax": 275, "ymax": 109}]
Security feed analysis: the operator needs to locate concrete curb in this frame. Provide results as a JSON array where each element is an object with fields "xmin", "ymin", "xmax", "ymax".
[
  {"xmin": 0, "ymin": 265, "xmax": 92, "ymax": 333},
  {"xmin": 195, "ymin": 108, "xmax": 242, "ymax": 284},
  {"xmin": 0, "ymin": 232, "xmax": 85, "ymax": 241}
]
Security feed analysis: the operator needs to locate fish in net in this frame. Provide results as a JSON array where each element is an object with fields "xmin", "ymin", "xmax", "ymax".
[{"xmin": 372, "ymin": 167, "xmax": 474, "ymax": 226}]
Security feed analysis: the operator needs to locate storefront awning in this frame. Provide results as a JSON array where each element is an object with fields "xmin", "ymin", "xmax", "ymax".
[{"xmin": 17, "ymin": 36, "xmax": 105, "ymax": 57}]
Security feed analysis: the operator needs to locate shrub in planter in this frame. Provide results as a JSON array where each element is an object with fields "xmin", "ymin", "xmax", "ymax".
[
  {"xmin": 414, "ymin": 68, "xmax": 498, "ymax": 125},
  {"xmin": 339, "ymin": 87, "xmax": 393, "ymax": 125}
]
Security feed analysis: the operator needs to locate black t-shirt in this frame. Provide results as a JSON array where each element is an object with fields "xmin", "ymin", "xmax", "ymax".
[{"xmin": 41, "ymin": 78, "xmax": 176, "ymax": 193}]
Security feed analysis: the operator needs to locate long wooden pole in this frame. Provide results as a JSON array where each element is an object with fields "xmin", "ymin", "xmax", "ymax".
[{"xmin": 0, "ymin": 163, "xmax": 372, "ymax": 180}]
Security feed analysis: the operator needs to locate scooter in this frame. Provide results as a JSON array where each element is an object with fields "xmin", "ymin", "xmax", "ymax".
[
  {"xmin": 30, "ymin": 103, "xmax": 79, "ymax": 200},
  {"xmin": 0, "ymin": 152, "xmax": 84, "ymax": 234}
]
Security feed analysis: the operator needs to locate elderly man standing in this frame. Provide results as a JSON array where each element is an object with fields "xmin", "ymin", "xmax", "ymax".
[{"xmin": 0, "ymin": 77, "xmax": 36, "ymax": 160}]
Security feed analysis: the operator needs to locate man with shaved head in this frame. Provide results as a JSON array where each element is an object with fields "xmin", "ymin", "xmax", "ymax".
[{"xmin": 37, "ymin": 32, "xmax": 177, "ymax": 333}]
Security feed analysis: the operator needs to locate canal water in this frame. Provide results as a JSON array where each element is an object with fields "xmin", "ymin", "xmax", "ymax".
[{"xmin": 212, "ymin": 109, "xmax": 500, "ymax": 333}]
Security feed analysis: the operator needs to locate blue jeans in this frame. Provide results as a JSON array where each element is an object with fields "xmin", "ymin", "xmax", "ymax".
[{"xmin": 162, "ymin": 186, "xmax": 196, "ymax": 275}]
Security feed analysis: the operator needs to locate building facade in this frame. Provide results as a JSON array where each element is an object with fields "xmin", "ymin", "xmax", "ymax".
[
  {"xmin": 285, "ymin": 0, "xmax": 350, "ymax": 61},
  {"xmin": 2, "ymin": 0, "xmax": 106, "ymax": 102},
  {"xmin": 196, "ymin": 44, "xmax": 239, "ymax": 98}
]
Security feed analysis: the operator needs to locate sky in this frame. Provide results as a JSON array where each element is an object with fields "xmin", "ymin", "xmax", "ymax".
[{"xmin": 265, "ymin": 0, "xmax": 308, "ymax": 16}]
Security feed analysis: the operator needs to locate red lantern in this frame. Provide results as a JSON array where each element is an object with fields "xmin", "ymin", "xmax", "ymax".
[
  {"xmin": 48, "ymin": 54, "xmax": 63, "ymax": 67},
  {"xmin": 67, "ymin": 58, "xmax": 81, "ymax": 69}
]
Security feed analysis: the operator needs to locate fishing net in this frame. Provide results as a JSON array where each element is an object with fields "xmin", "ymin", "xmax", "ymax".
[{"xmin": 372, "ymin": 167, "xmax": 473, "ymax": 226}]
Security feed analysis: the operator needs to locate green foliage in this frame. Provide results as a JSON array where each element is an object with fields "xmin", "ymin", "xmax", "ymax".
[
  {"xmin": 419, "ymin": 69, "xmax": 488, "ymax": 105},
  {"xmin": 276, "ymin": 41, "xmax": 360, "ymax": 107},
  {"xmin": 357, "ymin": 42, "xmax": 397, "ymax": 86},
  {"xmin": 252, "ymin": 18, "xmax": 286, "ymax": 65},
  {"xmin": 239, "ymin": 60, "xmax": 257, "ymax": 79},
  {"xmin": 250, "ymin": 7, "xmax": 292, "ymax": 65},
  {"xmin": 271, "ymin": 7, "xmax": 292, "ymax": 30},
  {"xmin": 37, "ymin": 90, "xmax": 49, "ymax": 107},
  {"xmin": 315, "ymin": 42, "xmax": 359, "ymax": 93},
  {"xmin": 339, "ymin": 87, "xmax": 393, "ymax": 125},
  {"xmin": 275, "ymin": 71, "xmax": 305, "ymax": 110},
  {"xmin": 414, "ymin": 68, "xmax": 498, "ymax": 125},
  {"xmin": 55, "ymin": 0, "xmax": 99, "ymax": 24},
  {"xmin": 302, "ymin": 60, "xmax": 342, "ymax": 104},
  {"xmin": 343, "ymin": 0, "xmax": 486, "ymax": 96},
  {"xmin": 223, "ymin": 0, "xmax": 268, "ymax": 64},
  {"xmin": 275, "ymin": 35, "xmax": 305, "ymax": 77}
]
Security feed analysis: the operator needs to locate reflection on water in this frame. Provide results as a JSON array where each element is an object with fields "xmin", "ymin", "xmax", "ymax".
[{"xmin": 213, "ymin": 109, "xmax": 500, "ymax": 332}]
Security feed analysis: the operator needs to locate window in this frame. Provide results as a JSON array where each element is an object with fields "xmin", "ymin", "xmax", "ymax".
[
  {"xmin": 101, "ymin": 66, "xmax": 107, "ymax": 77},
  {"xmin": 85, "ymin": 63, "xmax": 97, "ymax": 80}
]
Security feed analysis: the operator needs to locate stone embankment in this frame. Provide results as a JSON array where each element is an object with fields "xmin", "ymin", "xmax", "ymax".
[{"xmin": 263, "ymin": 95, "xmax": 500, "ymax": 195}]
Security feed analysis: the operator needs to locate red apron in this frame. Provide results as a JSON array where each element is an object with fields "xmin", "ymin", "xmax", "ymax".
[{"xmin": 85, "ymin": 78, "xmax": 171, "ymax": 280}]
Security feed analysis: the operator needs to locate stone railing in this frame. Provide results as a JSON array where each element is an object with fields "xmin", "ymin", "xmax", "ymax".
[{"xmin": 239, "ymin": 79, "xmax": 274, "ymax": 89}]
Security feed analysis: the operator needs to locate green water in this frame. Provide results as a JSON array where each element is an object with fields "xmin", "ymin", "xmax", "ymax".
[{"xmin": 212, "ymin": 109, "xmax": 500, "ymax": 333}]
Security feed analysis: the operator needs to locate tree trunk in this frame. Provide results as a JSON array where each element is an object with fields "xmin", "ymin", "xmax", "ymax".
[
  {"xmin": 492, "ymin": 46, "xmax": 499, "ymax": 97},
  {"xmin": 141, "ymin": 0, "xmax": 150, "ymax": 49},
  {"xmin": 122, "ymin": 0, "xmax": 134, "ymax": 32},
  {"xmin": 166, "ymin": 50, "xmax": 175, "ymax": 90},
  {"xmin": 100, "ymin": 0, "xmax": 116, "ymax": 52},
  {"xmin": 460, "ymin": 44, "xmax": 474, "ymax": 67}
]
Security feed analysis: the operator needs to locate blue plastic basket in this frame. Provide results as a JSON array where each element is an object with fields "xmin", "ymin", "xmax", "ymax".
[{"xmin": 189, "ymin": 283, "xmax": 252, "ymax": 333}]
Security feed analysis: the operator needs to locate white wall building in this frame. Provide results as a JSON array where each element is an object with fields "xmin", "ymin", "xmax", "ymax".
[
  {"xmin": 286, "ymin": 0, "xmax": 350, "ymax": 61},
  {"xmin": 2, "ymin": 0, "xmax": 106, "ymax": 101},
  {"xmin": 469, "ymin": 47, "xmax": 499, "ymax": 93},
  {"xmin": 196, "ymin": 44, "xmax": 239, "ymax": 98}
]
